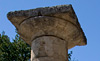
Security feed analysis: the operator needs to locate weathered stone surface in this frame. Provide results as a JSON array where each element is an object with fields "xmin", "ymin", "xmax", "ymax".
[
  {"xmin": 7, "ymin": 4, "xmax": 87, "ymax": 49},
  {"xmin": 31, "ymin": 36, "xmax": 68, "ymax": 61},
  {"xmin": 7, "ymin": 4, "xmax": 87, "ymax": 61}
]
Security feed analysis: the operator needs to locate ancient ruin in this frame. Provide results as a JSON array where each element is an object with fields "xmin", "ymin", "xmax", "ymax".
[{"xmin": 7, "ymin": 4, "xmax": 87, "ymax": 61}]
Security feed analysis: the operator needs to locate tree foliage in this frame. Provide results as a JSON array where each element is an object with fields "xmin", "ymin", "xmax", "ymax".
[
  {"xmin": 68, "ymin": 51, "xmax": 73, "ymax": 61},
  {"xmin": 0, "ymin": 32, "xmax": 30, "ymax": 61}
]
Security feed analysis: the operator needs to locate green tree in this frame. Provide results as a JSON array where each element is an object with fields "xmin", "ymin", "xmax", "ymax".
[
  {"xmin": 0, "ymin": 32, "xmax": 30, "ymax": 61},
  {"xmin": 68, "ymin": 51, "xmax": 73, "ymax": 61}
]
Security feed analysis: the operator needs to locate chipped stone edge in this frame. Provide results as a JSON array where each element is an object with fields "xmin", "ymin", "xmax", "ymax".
[{"xmin": 7, "ymin": 4, "xmax": 72, "ymax": 19}]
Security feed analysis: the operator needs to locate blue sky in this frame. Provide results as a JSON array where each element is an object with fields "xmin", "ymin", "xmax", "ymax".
[{"xmin": 0, "ymin": 0, "xmax": 100, "ymax": 61}]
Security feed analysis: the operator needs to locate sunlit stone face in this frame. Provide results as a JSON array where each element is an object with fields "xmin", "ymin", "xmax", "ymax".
[{"xmin": 7, "ymin": 5, "xmax": 87, "ymax": 49}]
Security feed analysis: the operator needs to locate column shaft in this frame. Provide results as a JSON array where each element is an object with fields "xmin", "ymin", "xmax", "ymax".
[{"xmin": 31, "ymin": 36, "xmax": 68, "ymax": 61}]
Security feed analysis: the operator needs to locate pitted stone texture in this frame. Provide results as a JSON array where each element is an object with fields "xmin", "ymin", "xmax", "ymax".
[
  {"xmin": 7, "ymin": 5, "xmax": 77, "ymax": 29},
  {"xmin": 31, "ymin": 36, "xmax": 68, "ymax": 61},
  {"xmin": 19, "ymin": 16, "xmax": 82, "ymax": 49},
  {"xmin": 7, "ymin": 4, "xmax": 87, "ymax": 49}
]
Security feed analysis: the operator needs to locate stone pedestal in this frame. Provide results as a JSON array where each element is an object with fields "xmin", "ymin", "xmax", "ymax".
[{"xmin": 31, "ymin": 36, "xmax": 68, "ymax": 61}]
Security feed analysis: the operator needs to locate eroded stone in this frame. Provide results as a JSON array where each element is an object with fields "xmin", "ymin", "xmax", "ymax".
[
  {"xmin": 7, "ymin": 4, "xmax": 87, "ymax": 61},
  {"xmin": 31, "ymin": 36, "xmax": 67, "ymax": 61},
  {"xmin": 7, "ymin": 5, "xmax": 87, "ymax": 49}
]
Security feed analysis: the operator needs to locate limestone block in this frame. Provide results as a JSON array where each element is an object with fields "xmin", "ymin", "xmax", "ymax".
[{"xmin": 7, "ymin": 4, "xmax": 87, "ymax": 49}]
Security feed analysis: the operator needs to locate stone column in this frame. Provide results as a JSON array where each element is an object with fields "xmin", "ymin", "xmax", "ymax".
[
  {"xmin": 7, "ymin": 4, "xmax": 87, "ymax": 61},
  {"xmin": 31, "ymin": 36, "xmax": 68, "ymax": 61}
]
